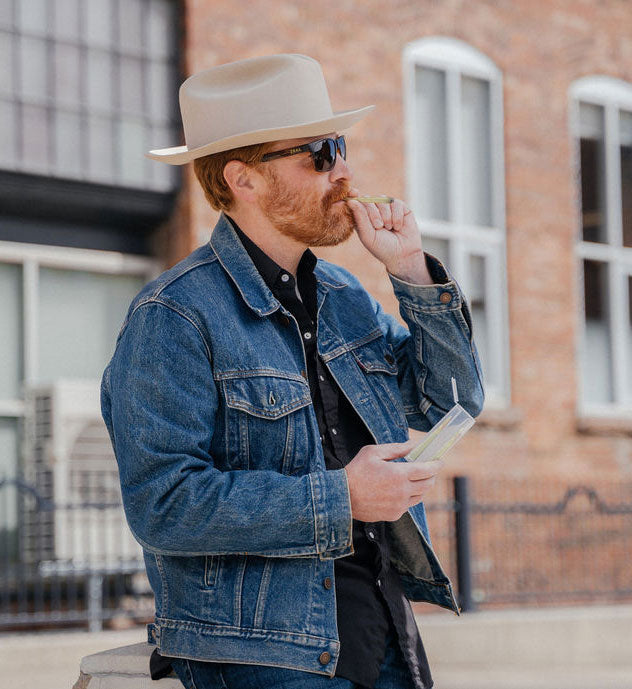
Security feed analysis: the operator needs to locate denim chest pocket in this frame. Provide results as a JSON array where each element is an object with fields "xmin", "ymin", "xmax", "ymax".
[
  {"xmin": 350, "ymin": 337, "xmax": 407, "ymax": 430},
  {"xmin": 221, "ymin": 373, "xmax": 312, "ymax": 473}
]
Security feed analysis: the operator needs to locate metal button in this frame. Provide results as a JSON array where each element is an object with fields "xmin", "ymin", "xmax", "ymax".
[
  {"xmin": 440, "ymin": 292, "xmax": 452, "ymax": 304},
  {"xmin": 281, "ymin": 273, "xmax": 290, "ymax": 283},
  {"xmin": 301, "ymin": 369, "xmax": 307, "ymax": 379},
  {"xmin": 280, "ymin": 315, "xmax": 290, "ymax": 326},
  {"xmin": 331, "ymin": 428, "xmax": 338, "ymax": 436},
  {"xmin": 323, "ymin": 577, "xmax": 332, "ymax": 590},
  {"xmin": 303, "ymin": 331, "xmax": 312, "ymax": 340},
  {"xmin": 319, "ymin": 651, "xmax": 331, "ymax": 665}
]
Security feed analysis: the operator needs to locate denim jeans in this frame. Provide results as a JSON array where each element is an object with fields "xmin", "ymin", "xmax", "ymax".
[{"xmin": 169, "ymin": 626, "xmax": 423, "ymax": 689}]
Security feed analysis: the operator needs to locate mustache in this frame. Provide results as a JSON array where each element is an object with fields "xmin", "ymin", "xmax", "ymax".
[{"xmin": 323, "ymin": 182, "xmax": 351, "ymax": 208}]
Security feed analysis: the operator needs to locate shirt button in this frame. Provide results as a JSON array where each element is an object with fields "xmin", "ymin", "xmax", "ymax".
[
  {"xmin": 440, "ymin": 291, "xmax": 452, "ymax": 304},
  {"xmin": 376, "ymin": 578, "xmax": 382, "ymax": 588},
  {"xmin": 331, "ymin": 428, "xmax": 338, "ymax": 436},
  {"xmin": 318, "ymin": 374, "xmax": 325, "ymax": 382},
  {"xmin": 323, "ymin": 577, "xmax": 332, "ymax": 590},
  {"xmin": 281, "ymin": 273, "xmax": 290, "ymax": 283},
  {"xmin": 303, "ymin": 331, "xmax": 312, "ymax": 340},
  {"xmin": 319, "ymin": 651, "xmax": 331, "ymax": 665},
  {"xmin": 368, "ymin": 530, "xmax": 375, "ymax": 540}
]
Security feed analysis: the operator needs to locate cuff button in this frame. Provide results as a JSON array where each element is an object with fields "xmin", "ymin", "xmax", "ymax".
[
  {"xmin": 440, "ymin": 292, "xmax": 452, "ymax": 304},
  {"xmin": 319, "ymin": 651, "xmax": 331, "ymax": 665}
]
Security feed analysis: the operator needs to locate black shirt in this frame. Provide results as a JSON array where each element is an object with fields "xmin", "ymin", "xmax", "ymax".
[{"xmin": 230, "ymin": 219, "xmax": 441, "ymax": 689}]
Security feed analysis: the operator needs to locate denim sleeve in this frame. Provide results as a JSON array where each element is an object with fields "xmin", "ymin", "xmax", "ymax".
[
  {"xmin": 100, "ymin": 299, "xmax": 352, "ymax": 559},
  {"xmin": 372, "ymin": 253, "xmax": 485, "ymax": 430}
]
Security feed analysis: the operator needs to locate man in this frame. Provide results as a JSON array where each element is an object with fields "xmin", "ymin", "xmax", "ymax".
[{"xmin": 101, "ymin": 54, "xmax": 484, "ymax": 689}]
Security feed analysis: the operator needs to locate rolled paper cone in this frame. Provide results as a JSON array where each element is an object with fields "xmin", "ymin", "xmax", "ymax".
[{"xmin": 346, "ymin": 195, "xmax": 394, "ymax": 204}]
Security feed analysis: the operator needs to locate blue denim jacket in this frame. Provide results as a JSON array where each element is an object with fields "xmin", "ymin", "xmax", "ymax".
[{"xmin": 100, "ymin": 213, "xmax": 484, "ymax": 676}]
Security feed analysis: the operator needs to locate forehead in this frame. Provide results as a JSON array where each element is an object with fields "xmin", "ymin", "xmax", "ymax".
[{"xmin": 267, "ymin": 132, "xmax": 338, "ymax": 152}]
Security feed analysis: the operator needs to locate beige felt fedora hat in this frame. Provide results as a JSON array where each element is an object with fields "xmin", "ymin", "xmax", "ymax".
[{"xmin": 146, "ymin": 54, "xmax": 374, "ymax": 165}]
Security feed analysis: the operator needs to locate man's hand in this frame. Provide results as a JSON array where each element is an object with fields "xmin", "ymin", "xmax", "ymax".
[
  {"xmin": 344, "ymin": 439, "xmax": 444, "ymax": 522},
  {"xmin": 345, "ymin": 192, "xmax": 434, "ymax": 285}
]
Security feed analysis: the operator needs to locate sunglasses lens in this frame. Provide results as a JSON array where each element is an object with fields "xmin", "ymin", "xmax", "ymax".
[
  {"xmin": 337, "ymin": 136, "xmax": 346, "ymax": 161},
  {"xmin": 312, "ymin": 139, "xmax": 337, "ymax": 172}
]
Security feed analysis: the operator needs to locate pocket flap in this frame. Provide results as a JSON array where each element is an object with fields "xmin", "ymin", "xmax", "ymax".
[
  {"xmin": 223, "ymin": 373, "xmax": 311, "ymax": 419},
  {"xmin": 351, "ymin": 338, "xmax": 398, "ymax": 375}
]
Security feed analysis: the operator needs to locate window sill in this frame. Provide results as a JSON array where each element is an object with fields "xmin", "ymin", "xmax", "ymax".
[
  {"xmin": 475, "ymin": 406, "xmax": 523, "ymax": 431},
  {"xmin": 577, "ymin": 415, "xmax": 632, "ymax": 437}
]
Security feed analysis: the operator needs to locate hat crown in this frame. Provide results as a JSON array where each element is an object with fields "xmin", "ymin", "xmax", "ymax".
[{"xmin": 180, "ymin": 54, "xmax": 334, "ymax": 150}]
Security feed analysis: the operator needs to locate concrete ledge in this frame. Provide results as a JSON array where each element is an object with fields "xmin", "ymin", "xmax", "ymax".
[{"xmin": 77, "ymin": 643, "xmax": 181, "ymax": 689}]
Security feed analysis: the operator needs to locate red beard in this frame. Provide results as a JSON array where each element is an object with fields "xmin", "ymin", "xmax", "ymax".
[{"xmin": 259, "ymin": 167, "xmax": 355, "ymax": 247}]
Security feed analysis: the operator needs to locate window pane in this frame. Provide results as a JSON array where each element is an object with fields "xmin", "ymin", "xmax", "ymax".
[
  {"xmin": 54, "ymin": 42, "xmax": 81, "ymax": 107},
  {"xmin": 20, "ymin": 103, "xmax": 49, "ymax": 173},
  {"xmin": 117, "ymin": 117, "xmax": 146, "ymax": 186},
  {"xmin": 422, "ymin": 237, "xmax": 450, "ymax": 267},
  {"xmin": 0, "ymin": 30, "xmax": 14, "ymax": 95},
  {"xmin": 118, "ymin": 0, "xmax": 144, "ymax": 57},
  {"xmin": 620, "ymin": 111, "xmax": 632, "ymax": 248},
  {"xmin": 53, "ymin": 0, "xmax": 80, "ymax": 42},
  {"xmin": 0, "ymin": 99, "xmax": 17, "ymax": 168},
  {"xmin": 147, "ymin": 0, "xmax": 176, "ymax": 60},
  {"xmin": 582, "ymin": 260, "xmax": 613, "ymax": 404},
  {"xmin": 38, "ymin": 269, "xmax": 145, "ymax": 384},
  {"xmin": 0, "ymin": 2, "xmax": 13, "ymax": 29},
  {"xmin": 86, "ymin": 49, "xmax": 113, "ymax": 113},
  {"xmin": 54, "ymin": 109, "xmax": 82, "ymax": 177},
  {"xmin": 148, "ymin": 62, "xmax": 174, "ymax": 124},
  {"xmin": 87, "ymin": 114, "xmax": 114, "ymax": 183},
  {"xmin": 120, "ymin": 56, "xmax": 144, "ymax": 116},
  {"xmin": 579, "ymin": 103, "xmax": 608, "ymax": 243},
  {"xmin": 414, "ymin": 67, "xmax": 448, "ymax": 221},
  {"xmin": 0, "ymin": 263, "xmax": 23, "ymax": 399},
  {"xmin": 0, "ymin": 418, "xmax": 19, "ymax": 532},
  {"xmin": 461, "ymin": 76, "xmax": 492, "ymax": 226},
  {"xmin": 17, "ymin": 0, "xmax": 48, "ymax": 36},
  {"xmin": 469, "ymin": 254, "xmax": 490, "ymax": 387},
  {"xmin": 84, "ymin": 0, "xmax": 113, "ymax": 50},
  {"xmin": 19, "ymin": 35, "xmax": 48, "ymax": 102}
]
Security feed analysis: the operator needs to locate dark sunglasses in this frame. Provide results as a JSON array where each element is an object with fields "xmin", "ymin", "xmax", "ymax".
[{"xmin": 260, "ymin": 135, "xmax": 346, "ymax": 172}]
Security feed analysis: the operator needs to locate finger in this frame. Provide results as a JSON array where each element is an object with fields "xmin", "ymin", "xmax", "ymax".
[
  {"xmin": 364, "ymin": 202, "xmax": 384, "ymax": 228},
  {"xmin": 405, "ymin": 459, "xmax": 445, "ymax": 480},
  {"xmin": 373, "ymin": 439, "xmax": 419, "ymax": 460},
  {"xmin": 378, "ymin": 201, "xmax": 393, "ymax": 230},
  {"xmin": 391, "ymin": 200, "xmax": 405, "ymax": 231},
  {"xmin": 409, "ymin": 476, "xmax": 437, "ymax": 496}
]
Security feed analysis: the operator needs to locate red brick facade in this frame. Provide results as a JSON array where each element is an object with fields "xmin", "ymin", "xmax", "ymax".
[{"xmin": 163, "ymin": 0, "xmax": 632, "ymax": 482}]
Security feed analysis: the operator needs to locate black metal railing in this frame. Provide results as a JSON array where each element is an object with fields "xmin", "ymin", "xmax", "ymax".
[{"xmin": 2, "ymin": 474, "xmax": 631, "ymax": 629}]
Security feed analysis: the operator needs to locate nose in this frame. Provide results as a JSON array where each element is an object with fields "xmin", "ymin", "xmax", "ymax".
[{"xmin": 329, "ymin": 149, "xmax": 353, "ymax": 183}]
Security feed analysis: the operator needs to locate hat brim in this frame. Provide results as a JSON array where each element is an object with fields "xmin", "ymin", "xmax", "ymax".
[{"xmin": 145, "ymin": 105, "xmax": 375, "ymax": 165}]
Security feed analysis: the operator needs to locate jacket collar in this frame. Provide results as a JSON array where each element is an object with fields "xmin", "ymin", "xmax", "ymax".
[{"xmin": 209, "ymin": 213, "xmax": 348, "ymax": 315}]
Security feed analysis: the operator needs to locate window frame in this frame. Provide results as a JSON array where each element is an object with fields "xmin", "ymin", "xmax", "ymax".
[
  {"xmin": 570, "ymin": 76, "xmax": 632, "ymax": 418},
  {"xmin": 0, "ymin": 239, "xmax": 158, "ymax": 421},
  {"xmin": 402, "ymin": 37, "xmax": 510, "ymax": 409}
]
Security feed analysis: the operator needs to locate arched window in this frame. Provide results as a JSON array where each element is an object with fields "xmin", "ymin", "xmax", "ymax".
[
  {"xmin": 403, "ymin": 37, "xmax": 509, "ymax": 408},
  {"xmin": 570, "ymin": 76, "xmax": 632, "ymax": 415}
]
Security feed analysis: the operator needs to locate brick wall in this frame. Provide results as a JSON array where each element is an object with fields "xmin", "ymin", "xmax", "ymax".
[{"xmin": 161, "ymin": 0, "xmax": 632, "ymax": 482}]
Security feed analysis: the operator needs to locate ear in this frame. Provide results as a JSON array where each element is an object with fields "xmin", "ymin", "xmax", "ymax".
[{"xmin": 223, "ymin": 160, "xmax": 261, "ymax": 204}]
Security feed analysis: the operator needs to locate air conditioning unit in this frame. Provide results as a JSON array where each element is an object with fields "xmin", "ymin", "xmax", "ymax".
[{"xmin": 21, "ymin": 379, "xmax": 142, "ymax": 568}]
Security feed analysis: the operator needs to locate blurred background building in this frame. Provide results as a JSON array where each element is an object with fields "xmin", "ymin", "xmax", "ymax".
[{"xmin": 0, "ymin": 0, "xmax": 631, "ymax": 631}]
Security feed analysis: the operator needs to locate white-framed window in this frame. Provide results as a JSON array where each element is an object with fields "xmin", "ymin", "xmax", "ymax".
[
  {"xmin": 571, "ymin": 76, "xmax": 632, "ymax": 417},
  {"xmin": 402, "ymin": 37, "xmax": 510, "ymax": 409},
  {"xmin": 0, "ymin": 241, "xmax": 158, "ymax": 481}
]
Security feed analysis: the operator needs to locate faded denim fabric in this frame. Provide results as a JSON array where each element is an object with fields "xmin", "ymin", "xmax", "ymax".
[{"xmin": 100, "ymin": 213, "xmax": 484, "ymax": 678}]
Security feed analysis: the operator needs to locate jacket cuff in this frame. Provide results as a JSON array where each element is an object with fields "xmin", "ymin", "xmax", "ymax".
[{"xmin": 309, "ymin": 469, "xmax": 354, "ymax": 560}]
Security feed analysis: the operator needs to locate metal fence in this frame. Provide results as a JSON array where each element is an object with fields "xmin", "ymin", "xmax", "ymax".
[
  {"xmin": 1, "ymin": 474, "xmax": 631, "ymax": 631},
  {"xmin": 0, "ymin": 477, "xmax": 152, "ymax": 632},
  {"xmin": 424, "ymin": 476, "xmax": 632, "ymax": 611}
]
